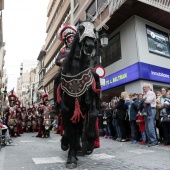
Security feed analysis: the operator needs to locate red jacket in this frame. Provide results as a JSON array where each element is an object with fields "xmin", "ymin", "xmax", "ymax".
[{"xmin": 137, "ymin": 115, "xmax": 145, "ymax": 132}]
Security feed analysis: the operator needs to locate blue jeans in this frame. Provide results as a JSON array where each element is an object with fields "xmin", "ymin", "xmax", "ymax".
[
  {"xmin": 141, "ymin": 131, "xmax": 147, "ymax": 142},
  {"xmin": 112, "ymin": 119, "xmax": 122, "ymax": 138},
  {"xmin": 130, "ymin": 120, "xmax": 139, "ymax": 141},
  {"xmin": 144, "ymin": 109, "xmax": 158, "ymax": 144}
]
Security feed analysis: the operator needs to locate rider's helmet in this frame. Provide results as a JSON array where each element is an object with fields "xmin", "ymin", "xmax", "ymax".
[
  {"xmin": 42, "ymin": 93, "xmax": 48, "ymax": 106},
  {"xmin": 58, "ymin": 24, "xmax": 77, "ymax": 47},
  {"xmin": 27, "ymin": 107, "xmax": 32, "ymax": 113},
  {"xmin": 8, "ymin": 89, "xmax": 17, "ymax": 105},
  {"xmin": 21, "ymin": 105, "xmax": 26, "ymax": 112},
  {"xmin": 31, "ymin": 105, "xmax": 36, "ymax": 112},
  {"xmin": 15, "ymin": 98, "xmax": 21, "ymax": 107}
]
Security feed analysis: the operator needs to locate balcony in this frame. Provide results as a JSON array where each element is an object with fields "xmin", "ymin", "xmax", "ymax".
[
  {"xmin": 0, "ymin": 0, "xmax": 4, "ymax": 10},
  {"xmin": 106, "ymin": 0, "xmax": 170, "ymax": 34},
  {"xmin": 45, "ymin": 0, "xmax": 70, "ymax": 49},
  {"xmin": 44, "ymin": 38, "xmax": 62, "ymax": 67},
  {"xmin": 43, "ymin": 65, "xmax": 59, "ymax": 87}
]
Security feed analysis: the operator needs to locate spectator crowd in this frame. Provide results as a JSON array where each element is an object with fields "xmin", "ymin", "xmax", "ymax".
[{"xmin": 101, "ymin": 83, "xmax": 170, "ymax": 147}]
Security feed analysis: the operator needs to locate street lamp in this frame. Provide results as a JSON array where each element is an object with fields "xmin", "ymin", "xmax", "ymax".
[
  {"xmin": 3, "ymin": 86, "xmax": 7, "ymax": 102},
  {"xmin": 100, "ymin": 32, "xmax": 109, "ymax": 47},
  {"xmin": 95, "ymin": 31, "xmax": 109, "ymax": 65}
]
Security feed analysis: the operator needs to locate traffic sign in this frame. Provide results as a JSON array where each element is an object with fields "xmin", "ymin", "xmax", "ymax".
[{"xmin": 94, "ymin": 66, "xmax": 106, "ymax": 78}]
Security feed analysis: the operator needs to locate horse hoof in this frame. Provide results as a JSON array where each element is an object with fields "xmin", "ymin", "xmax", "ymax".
[
  {"xmin": 85, "ymin": 150, "xmax": 93, "ymax": 155},
  {"xmin": 66, "ymin": 162, "xmax": 77, "ymax": 169},
  {"xmin": 66, "ymin": 156, "xmax": 77, "ymax": 169}
]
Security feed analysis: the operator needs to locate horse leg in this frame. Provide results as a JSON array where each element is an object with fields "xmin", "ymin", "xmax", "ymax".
[
  {"xmin": 82, "ymin": 114, "xmax": 97, "ymax": 155},
  {"xmin": 66, "ymin": 124, "xmax": 78, "ymax": 169},
  {"xmin": 82, "ymin": 89, "xmax": 99, "ymax": 154},
  {"xmin": 76, "ymin": 130, "xmax": 85, "ymax": 156},
  {"xmin": 60, "ymin": 95, "xmax": 70, "ymax": 151}
]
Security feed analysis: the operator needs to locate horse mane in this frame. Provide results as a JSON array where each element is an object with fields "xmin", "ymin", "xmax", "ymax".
[{"xmin": 62, "ymin": 33, "xmax": 80, "ymax": 73}]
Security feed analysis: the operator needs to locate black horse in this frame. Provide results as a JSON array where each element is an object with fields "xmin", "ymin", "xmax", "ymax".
[{"xmin": 56, "ymin": 21, "xmax": 101, "ymax": 169}]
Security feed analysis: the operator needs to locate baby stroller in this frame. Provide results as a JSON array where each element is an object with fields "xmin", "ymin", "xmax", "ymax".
[{"xmin": 0, "ymin": 124, "xmax": 13, "ymax": 148}]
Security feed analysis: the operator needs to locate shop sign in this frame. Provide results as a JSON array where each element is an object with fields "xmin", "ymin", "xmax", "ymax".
[
  {"xmin": 102, "ymin": 63, "xmax": 140, "ymax": 91},
  {"xmin": 139, "ymin": 62, "xmax": 170, "ymax": 83},
  {"xmin": 102, "ymin": 62, "xmax": 170, "ymax": 91}
]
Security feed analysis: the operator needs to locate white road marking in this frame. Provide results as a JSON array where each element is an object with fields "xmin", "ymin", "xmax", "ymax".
[
  {"xmin": 47, "ymin": 140, "xmax": 60, "ymax": 142},
  {"xmin": 20, "ymin": 141, "xmax": 34, "ymax": 142},
  {"xmin": 32, "ymin": 157, "xmax": 65, "ymax": 164},
  {"xmin": 128, "ymin": 149, "xmax": 155, "ymax": 154},
  {"xmin": 89, "ymin": 153, "xmax": 115, "ymax": 160}
]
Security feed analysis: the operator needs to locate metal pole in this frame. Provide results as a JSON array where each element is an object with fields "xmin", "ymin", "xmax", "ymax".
[
  {"xmin": 70, "ymin": 0, "xmax": 74, "ymax": 25},
  {"xmin": 96, "ymin": 31, "xmax": 100, "ymax": 66}
]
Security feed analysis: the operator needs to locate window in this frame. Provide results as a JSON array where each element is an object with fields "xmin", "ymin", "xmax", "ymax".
[
  {"xmin": 101, "ymin": 33, "xmax": 121, "ymax": 67},
  {"xmin": 97, "ymin": 0, "xmax": 108, "ymax": 8},
  {"xmin": 86, "ymin": 0, "xmax": 96, "ymax": 20},
  {"xmin": 146, "ymin": 25, "xmax": 170, "ymax": 58}
]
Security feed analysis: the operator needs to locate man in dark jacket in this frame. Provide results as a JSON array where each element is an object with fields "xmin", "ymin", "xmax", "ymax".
[
  {"xmin": 116, "ymin": 98, "xmax": 128, "ymax": 141},
  {"xmin": 130, "ymin": 93, "xmax": 140, "ymax": 143}
]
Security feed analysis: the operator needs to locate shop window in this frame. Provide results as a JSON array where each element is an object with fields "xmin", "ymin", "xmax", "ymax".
[
  {"xmin": 101, "ymin": 33, "xmax": 121, "ymax": 67},
  {"xmin": 146, "ymin": 25, "xmax": 170, "ymax": 58}
]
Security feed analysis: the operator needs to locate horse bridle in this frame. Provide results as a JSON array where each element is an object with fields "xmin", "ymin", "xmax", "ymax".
[{"xmin": 79, "ymin": 22, "xmax": 96, "ymax": 42}]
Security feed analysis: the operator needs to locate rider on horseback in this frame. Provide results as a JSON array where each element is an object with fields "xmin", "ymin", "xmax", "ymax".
[
  {"xmin": 54, "ymin": 23, "xmax": 101, "ymax": 158},
  {"xmin": 53, "ymin": 24, "xmax": 77, "ymax": 113}
]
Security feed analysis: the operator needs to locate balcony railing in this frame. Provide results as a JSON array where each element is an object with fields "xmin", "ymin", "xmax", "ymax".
[
  {"xmin": 109, "ymin": 0, "xmax": 126, "ymax": 15},
  {"xmin": 139, "ymin": 0, "xmax": 170, "ymax": 12},
  {"xmin": 109, "ymin": 0, "xmax": 170, "ymax": 15}
]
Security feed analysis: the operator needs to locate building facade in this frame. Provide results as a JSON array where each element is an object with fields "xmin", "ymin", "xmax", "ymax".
[
  {"xmin": 43, "ymin": 0, "xmax": 71, "ymax": 104},
  {"xmin": 73, "ymin": 0, "xmax": 170, "ymax": 102},
  {"xmin": 0, "ymin": 0, "xmax": 5, "ymax": 87},
  {"xmin": 37, "ymin": 45, "xmax": 46, "ymax": 104},
  {"xmin": 43, "ymin": 0, "xmax": 170, "ymax": 103}
]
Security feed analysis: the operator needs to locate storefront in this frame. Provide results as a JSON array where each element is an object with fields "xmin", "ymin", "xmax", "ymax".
[{"xmin": 102, "ymin": 62, "xmax": 170, "ymax": 102}]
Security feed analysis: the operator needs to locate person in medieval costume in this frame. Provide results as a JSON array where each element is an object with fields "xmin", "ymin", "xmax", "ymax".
[
  {"xmin": 7, "ymin": 89, "xmax": 18, "ymax": 137},
  {"xmin": 25, "ymin": 107, "xmax": 33, "ymax": 132},
  {"xmin": 53, "ymin": 24, "xmax": 77, "ymax": 149},
  {"xmin": 53, "ymin": 24, "xmax": 77, "ymax": 112},
  {"xmin": 31, "ymin": 105, "xmax": 38, "ymax": 132},
  {"xmin": 41, "ymin": 93, "xmax": 52, "ymax": 138},
  {"xmin": 54, "ymin": 24, "xmax": 101, "ymax": 151},
  {"xmin": 36, "ymin": 93, "xmax": 51, "ymax": 137},
  {"xmin": 15, "ymin": 98, "xmax": 23, "ymax": 135},
  {"xmin": 21, "ymin": 105, "xmax": 27, "ymax": 132}
]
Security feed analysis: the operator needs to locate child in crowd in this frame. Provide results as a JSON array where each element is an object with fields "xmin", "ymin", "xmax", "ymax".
[{"xmin": 136, "ymin": 112, "xmax": 146, "ymax": 144}]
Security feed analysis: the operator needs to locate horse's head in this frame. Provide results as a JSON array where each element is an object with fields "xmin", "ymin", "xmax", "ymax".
[{"xmin": 78, "ymin": 21, "xmax": 96, "ymax": 56}]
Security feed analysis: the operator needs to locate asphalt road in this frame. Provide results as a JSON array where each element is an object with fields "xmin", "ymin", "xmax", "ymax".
[{"xmin": 0, "ymin": 132, "xmax": 170, "ymax": 170}]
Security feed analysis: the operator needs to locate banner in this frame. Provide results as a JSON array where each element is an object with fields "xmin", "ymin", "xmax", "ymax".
[{"xmin": 102, "ymin": 62, "xmax": 170, "ymax": 91}]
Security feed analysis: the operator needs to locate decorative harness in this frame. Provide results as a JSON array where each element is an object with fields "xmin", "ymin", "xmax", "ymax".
[
  {"xmin": 61, "ymin": 68, "xmax": 93, "ymax": 97},
  {"xmin": 79, "ymin": 22, "xmax": 96, "ymax": 42},
  {"xmin": 57, "ymin": 67, "xmax": 101, "ymax": 123}
]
